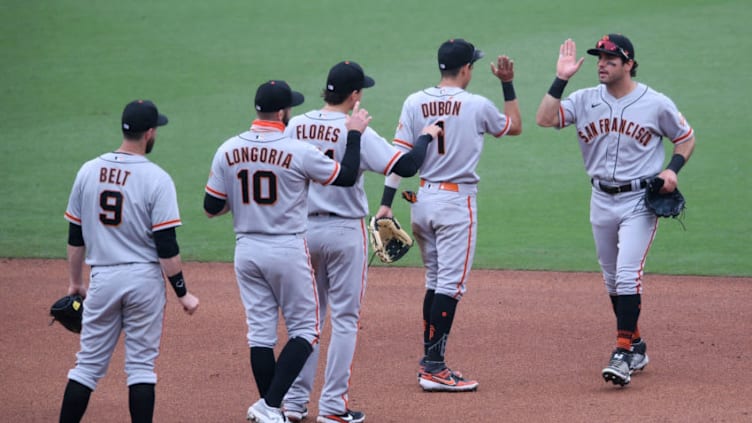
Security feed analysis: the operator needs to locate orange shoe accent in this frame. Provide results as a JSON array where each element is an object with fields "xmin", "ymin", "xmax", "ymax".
[{"xmin": 419, "ymin": 367, "xmax": 478, "ymax": 392}]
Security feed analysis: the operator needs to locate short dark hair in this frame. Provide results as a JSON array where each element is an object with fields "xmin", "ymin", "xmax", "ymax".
[
  {"xmin": 122, "ymin": 130, "xmax": 146, "ymax": 141},
  {"xmin": 617, "ymin": 56, "xmax": 638, "ymax": 77},
  {"xmin": 440, "ymin": 66, "xmax": 463, "ymax": 78},
  {"xmin": 256, "ymin": 111, "xmax": 279, "ymax": 121},
  {"xmin": 629, "ymin": 60, "xmax": 639, "ymax": 77},
  {"xmin": 322, "ymin": 89, "xmax": 355, "ymax": 106}
]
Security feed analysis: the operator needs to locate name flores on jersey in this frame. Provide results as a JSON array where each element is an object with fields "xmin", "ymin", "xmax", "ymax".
[
  {"xmin": 294, "ymin": 124, "xmax": 341, "ymax": 143},
  {"xmin": 225, "ymin": 147, "xmax": 292, "ymax": 169},
  {"xmin": 578, "ymin": 117, "xmax": 653, "ymax": 146}
]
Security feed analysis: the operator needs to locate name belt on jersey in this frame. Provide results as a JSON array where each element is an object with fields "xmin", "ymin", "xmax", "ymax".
[{"xmin": 225, "ymin": 147, "xmax": 292, "ymax": 169}]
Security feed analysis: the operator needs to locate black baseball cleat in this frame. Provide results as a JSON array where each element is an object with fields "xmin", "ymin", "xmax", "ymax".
[{"xmin": 602, "ymin": 349, "xmax": 631, "ymax": 387}]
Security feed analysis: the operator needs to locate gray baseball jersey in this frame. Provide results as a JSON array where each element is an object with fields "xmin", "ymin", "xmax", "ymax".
[
  {"xmin": 65, "ymin": 152, "xmax": 182, "ymax": 264},
  {"xmin": 286, "ymin": 109, "xmax": 403, "ymax": 216},
  {"xmin": 205, "ymin": 120, "xmax": 348, "ymax": 347},
  {"xmin": 205, "ymin": 121, "xmax": 344, "ymax": 234},
  {"xmin": 559, "ymin": 83, "xmax": 694, "ymax": 182},
  {"xmin": 283, "ymin": 109, "xmax": 400, "ymax": 416},
  {"xmin": 63, "ymin": 151, "xmax": 180, "ymax": 389},
  {"xmin": 394, "ymin": 86, "xmax": 511, "ymax": 184},
  {"xmin": 394, "ymin": 86, "xmax": 513, "ymax": 299},
  {"xmin": 558, "ymin": 82, "xmax": 694, "ymax": 295}
]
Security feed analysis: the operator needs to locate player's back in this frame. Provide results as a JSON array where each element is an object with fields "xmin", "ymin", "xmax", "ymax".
[
  {"xmin": 65, "ymin": 152, "xmax": 179, "ymax": 266},
  {"xmin": 396, "ymin": 86, "xmax": 510, "ymax": 184},
  {"xmin": 209, "ymin": 128, "xmax": 340, "ymax": 234},
  {"xmin": 287, "ymin": 110, "xmax": 400, "ymax": 218}
]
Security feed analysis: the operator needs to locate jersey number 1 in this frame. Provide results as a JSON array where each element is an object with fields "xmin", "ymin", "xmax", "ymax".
[{"xmin": 436, "ymin": 120, "xmax": 446, "ymax": 155}]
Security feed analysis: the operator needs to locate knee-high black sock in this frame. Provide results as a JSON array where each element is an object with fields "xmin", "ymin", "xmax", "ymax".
[
  {"xmin": 422, "ymin": 290, "xmax": 435, "ymax": 356},
  {"xmin": 59, "ymin": 379, "xmax": 92, "ymax": 423},
  {"xmin": 426, "ymin": 294, "xmax": 458, "ymax": 363},
  {"xmin": 615, "ymin": 294, "xmax": 641, "ymax": 351},
  {"xmin": 264, "ymin": 337, "xmax": 313, "ymax": 408},
  {"xmin": 250, "ymin": 346, "xmax": 276, "ymax": 398},
  {"xmin": 128, "ymin": 383, "xmax": 155, "ymax": 423}
]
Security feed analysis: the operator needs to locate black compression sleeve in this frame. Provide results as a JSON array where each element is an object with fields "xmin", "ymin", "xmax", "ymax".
[
  {"xmin": 204, "ymin": 193, "xmax": 226, "ymax": 215},
  {"xmin": 666, "ymin": 154, "xmax": 686, "ymax": 174},
  {"xmin": 390, "ymin": 134, "xmax": 432, "ymax": 177},
  {"xmin": 330, "ymin": 130, "xmax": 362, "ymax": 186},
  {"xmin": 380, "ymin": 186, "xmax": 397, "ymax": 207},
  {"xmin": 167, "ymin": 271, "xmax": 187, "ymax": 297},
  {"xmin": 153, "ymin": 227, "xmax": 179, "ymax": 259},
  {"xmin": 68, "ymin": 223, "xmax": 84, "ymax": 247},
  {"xmin": 548, "ymin": 77, "xmax": 568, "ymax": 99},
  {"xmin": 501, "ymin": 81, "xmax": 516, "ymax": 101}
]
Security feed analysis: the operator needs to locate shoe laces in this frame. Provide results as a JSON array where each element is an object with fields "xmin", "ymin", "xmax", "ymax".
[
  {"xmin": 609, "ymin": 351, "xmax": 629, "ymax": 367},
  {"xmin": 435, "ymin": 367, "xmax": 465, "ymax": 381}
]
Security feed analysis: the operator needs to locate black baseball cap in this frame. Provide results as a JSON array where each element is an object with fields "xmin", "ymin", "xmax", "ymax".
[
  {"xmin": 326, "ymin": 61, "xmax": 375, "ymax": 94},
  {"xmin": 438, "ymin": 38, "xmax": 484, "ymax": 70},
  {"xmin": 254, "ymin": 80, "xmax": 305, "ymax": 112},
  {"xmin": 121, "ymin": 100, "xmax": 168, "ymax": 132},
  {"xmin": 587, "ymin": 34, "xmax": 635, "ymax": 61}
]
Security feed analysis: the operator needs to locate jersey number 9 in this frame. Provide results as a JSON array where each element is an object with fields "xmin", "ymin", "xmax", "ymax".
[{"xmin": 99, "ymin": 190, "xmax": 123, "ymax": 226}]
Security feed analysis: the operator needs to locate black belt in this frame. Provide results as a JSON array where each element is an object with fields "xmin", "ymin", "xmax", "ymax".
[
  {"xmin": 594, "ymin": 179, "xmax": 647, "ymax": 195},
  {"xmin": 308, "ymin": 212, "xmax": 341, "ymax": 217}
]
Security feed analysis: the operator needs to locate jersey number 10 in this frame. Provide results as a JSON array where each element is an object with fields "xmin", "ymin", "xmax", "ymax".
[{"xmin": 237, "ymin": 169, "xmax": 277, "ymax": 205}]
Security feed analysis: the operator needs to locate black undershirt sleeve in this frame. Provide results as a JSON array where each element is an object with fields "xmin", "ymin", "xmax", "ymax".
[
  {"xmin": 390, "ymin": 134, "xmax": 432, "ymax": 177},
  {"xmin": 330, "ymin": 130, "xmax": 362, "ymax": 186},
  {"xmin": 380, "ymin": 186, "xmax": 397, "ymax": 207},
  {"xmin": 153, "ymin": 227, "xmax": 180, "ymax": 259},
  {"xmin": 68, "ymin": 222, "xmax": 84, "ymax": 247},
  {"xmin": 203, "ymin": 193, "xmax": 226, "ymax": 215}
]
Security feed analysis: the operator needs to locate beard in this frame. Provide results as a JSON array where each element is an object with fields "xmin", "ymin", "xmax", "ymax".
[
  {"xmin": 282, "ymin": 109, "xmax": 291, "ymax": 126},
  {"xmin": 145, "ymin": 135, "xmax": 155, "ymax": 154}
]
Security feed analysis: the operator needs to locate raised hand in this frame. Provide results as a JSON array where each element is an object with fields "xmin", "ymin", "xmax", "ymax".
[
  {"xmin": 557, "ymin": 38, "xmax": 585, "ymax": 80},
  {"xmin": 345, "ymin": 101, "xmax": 372, "ymax": 133},
  {"xmin": 491, "ymin": 55, "xmax": 515, "ymax": 82}
]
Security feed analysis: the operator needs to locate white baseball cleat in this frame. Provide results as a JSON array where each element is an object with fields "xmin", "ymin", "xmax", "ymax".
[{"xmin": 247, "ymin": 399, "xmax": 289, "ymax": 423}]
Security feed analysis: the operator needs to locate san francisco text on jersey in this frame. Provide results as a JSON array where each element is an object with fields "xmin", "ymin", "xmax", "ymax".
[{"xmin": 579, "ymin": 117, "xmax": 653, "ymax": 146}]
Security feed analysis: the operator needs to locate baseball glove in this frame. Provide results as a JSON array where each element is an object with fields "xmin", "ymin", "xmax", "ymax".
[
  {"xmin": 49, "ymin": 294, "xmax": 84, "ymax": 334},
  {"xmin": 644, "ymin": 177, "xmax": 686, "ymax": 218},
  {"xmin": 369, "ymin": 216, "xmax": 413, "ymax": 263}
]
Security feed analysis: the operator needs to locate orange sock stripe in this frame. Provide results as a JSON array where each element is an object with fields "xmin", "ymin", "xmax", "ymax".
[{"xmin": 617, "ymin": 330, "xmax": 633, "ymax": 351}]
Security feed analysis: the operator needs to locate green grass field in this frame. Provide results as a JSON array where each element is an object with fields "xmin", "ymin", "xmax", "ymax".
[{"xmin": 1, "ymin": 0, "xmax": 750, "ymax": 276}]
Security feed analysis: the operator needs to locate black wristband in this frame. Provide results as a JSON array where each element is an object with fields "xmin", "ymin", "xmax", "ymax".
[
  {"xmin": 501, "ymin": 81, "xmax": 516, "ymax": 101},
  {"xmin": 666, "ymin": 153, "xmax": 686, "ymax": 174},
  {"xmin": 168, "ymin": 272, "xmax": 187, "ymax": 298},
  {"xmin": 548, "ymin": 77, "xmax": 568, "ymax": 99},
  {"xmin": 380, "ymin": 186, "xmax": 397, "ymax": 207}
]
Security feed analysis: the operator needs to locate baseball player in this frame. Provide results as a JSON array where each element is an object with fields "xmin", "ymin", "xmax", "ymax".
[
  {"xmin": 535, "ymin": 34, "xmax": 696, "ymax": 386},
  {"xmin": 59, "ymin": 100, "xmax": 200, "ymax": 423},
  {"xmin": 375, "ymin": 38, "xmax": 522, "ymax": 392},
  {"xmin": 202, "ymin": 80, "xmax": 371, "ymax": 423},
  {"xmin": 281, "ymin": 61, "xmax": 441, "ymax": 423}
]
